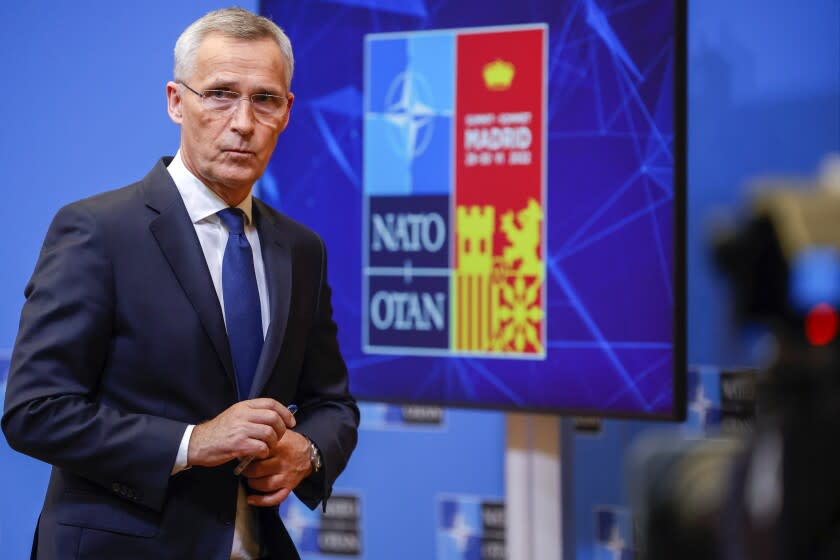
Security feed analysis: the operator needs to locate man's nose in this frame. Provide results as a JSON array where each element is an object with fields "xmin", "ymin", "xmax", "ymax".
[{"xmin": 229, "ymin": 97, "xmax": 256, "ymax": 134}]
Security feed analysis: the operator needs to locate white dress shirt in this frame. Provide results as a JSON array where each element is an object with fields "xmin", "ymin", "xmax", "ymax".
[{"xmin": 167, "ymin": 151, "xmax": 270, "ymax": 560}]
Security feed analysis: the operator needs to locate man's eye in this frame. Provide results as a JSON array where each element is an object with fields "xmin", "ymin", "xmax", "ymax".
[
  {"xmin": 205, "ymin": 90, "xmax": 236, "ymax": 100},
  {"xmin": 252, "ymin": 94, "xmax": 286, "ymax": 111}
]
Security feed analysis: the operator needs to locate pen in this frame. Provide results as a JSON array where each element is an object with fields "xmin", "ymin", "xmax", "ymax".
[{"xmin": 233, "ymin": 403, "xmax": 298, "ymax": 476}]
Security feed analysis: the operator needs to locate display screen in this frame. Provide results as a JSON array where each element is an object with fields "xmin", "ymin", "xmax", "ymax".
[{"xmin": 260, "ymin": 0, "xmax": 685, "ymax": 418}]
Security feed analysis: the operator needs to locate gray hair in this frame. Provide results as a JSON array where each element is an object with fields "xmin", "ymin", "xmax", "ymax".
[{"xmin": 174, "ymin": 7, "xmax": 294, "ymax": 88}]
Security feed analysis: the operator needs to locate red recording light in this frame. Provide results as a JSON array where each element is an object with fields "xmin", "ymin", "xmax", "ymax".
[{"xmin": 805, "ymin": 302, "xmax": 839, "ymax": 346}]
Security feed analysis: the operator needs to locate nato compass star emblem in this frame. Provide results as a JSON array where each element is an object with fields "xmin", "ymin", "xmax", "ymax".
[
  {"xmin": 447, "ymin": 510, "xmax": 474, "ymax": 553},
  {"xmin": 689, "ymin": 383, "xmax": 713, "ymax": 428},
  {"xmin": 604, "ymin": 523, "xmax": 626, "ymax": 560},
  {"xmin": 383, "ymin": 70, "xmax": 438, "ymax": 159}
]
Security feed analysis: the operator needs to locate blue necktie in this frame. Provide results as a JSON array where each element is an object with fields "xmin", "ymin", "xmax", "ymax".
[{"xmin": 218, "ymin": 208, "xmax": 263, "ymax": 399}]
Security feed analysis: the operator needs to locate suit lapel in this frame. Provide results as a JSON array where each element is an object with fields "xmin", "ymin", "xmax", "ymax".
[
  {"xmin": 250, "ymin": 200, "xmax": 293, "ymax": 398},
  {"xmin": 142, "ymin": 160, "xmax": 237, "ymax": 394}
]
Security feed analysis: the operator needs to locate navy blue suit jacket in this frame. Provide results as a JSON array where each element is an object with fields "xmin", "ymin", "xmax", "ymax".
[{"xmin": 2, "ymin": 159, "xmax": 359, "ymax": 559}]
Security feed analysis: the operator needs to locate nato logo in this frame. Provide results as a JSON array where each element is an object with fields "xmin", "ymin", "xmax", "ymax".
[
  {"xmin": 363, "ymin": 26, "xmax": 547, "ymax": 359},
  {"xmin": 685, "ymin": 367, "xmax": 721, "ymax": 434},
  {"xmin": 359, "ymin": 402, "xmax": 445, "ymax": 431},
  {"xmin": 594, "ymin": 507, "xmax": 634, "ymax": 560},
  {"xmin": 437, "ymin": 495, "xmax": 505, "ymax": 560},
  {"xmin": 365, "ymin": 32, "xmax": 454, "ymax": 197},
  {"xmin": 281, "ymin": 493, "xmax": 362, "ymax": 557},
  {"xmin": 382, "ymin": 70, "xmax": 439, "ymax": 160}
]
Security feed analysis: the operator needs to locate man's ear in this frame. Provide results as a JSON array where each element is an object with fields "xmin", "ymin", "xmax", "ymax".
[
  {"xmin": 276, "ymin": 91, "xmax": 295, "ymax": 133},
  {"xmin": 166, "ymin": 81, "xmax": 183, "ymax": 124}
]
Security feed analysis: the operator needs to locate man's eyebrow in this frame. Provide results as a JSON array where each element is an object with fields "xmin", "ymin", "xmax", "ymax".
[
  {"xmin": 251, "ymin": 86, "xmax": 284, "ymax": 96},
  {"xmin": 203, "ymin": 80, "xmax": 283, "ymax": 95},
  {"xmin": 204, "ymin": 80, "xmax": 238, "ymax": 90}
]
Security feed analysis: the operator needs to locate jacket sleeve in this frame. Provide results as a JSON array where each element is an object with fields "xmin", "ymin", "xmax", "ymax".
[
  {"xmin": 1, "ymin": 202, "xmax": 187, "ymax": 512},
  {"xmin": 292, "ymin": 239, "xmax": 360, "ymax": 510}
]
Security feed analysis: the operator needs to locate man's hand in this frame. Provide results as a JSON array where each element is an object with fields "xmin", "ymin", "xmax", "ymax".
[
  {"xmin": 242, "ymin": 430, "xmax": 313, "ymax": 507},
  {"xmin": 188, "ymin": 399, "xmax": 296, "ymax": 468}
]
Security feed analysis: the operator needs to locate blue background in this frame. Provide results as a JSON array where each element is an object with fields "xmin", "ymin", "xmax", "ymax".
[
  {"xmin": 0, "ymin": 0, "xmax": 838, "ymax": 559},
  {"xmin": 262, "ymin": 0, "xmax": 679, "ymax": 417},
  {"xmin": 0, "ymin": 1, "xmax": 259, "ymax": 556}
]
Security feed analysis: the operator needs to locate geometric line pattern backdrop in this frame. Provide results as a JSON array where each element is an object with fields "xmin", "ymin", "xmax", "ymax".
[{"xmin": 260, "ymin": 0, "xmax": 681, "ymax": 417}]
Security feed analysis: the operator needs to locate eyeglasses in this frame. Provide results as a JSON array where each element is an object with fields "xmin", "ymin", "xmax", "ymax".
[{"xmin": 178, "ymin": 81, "xmax": 289, "ymax": 125}]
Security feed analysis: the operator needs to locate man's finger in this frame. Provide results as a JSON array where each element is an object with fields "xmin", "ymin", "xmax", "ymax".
[
  {"xmin": 244, "ymin": 399, "xmax": 296, "ymax": 428},
  {"xmin": 245, "ymin": 398, "xmax": 284, "ymax": 411},
  {"xmin": 246, "ymin": 410, "xmax": 286, "ymax": 438},
  {"xmin": 276, "ymin": 405, "xmax": 296, "ymax": 428},
  {"xmin": 241, "ymin": 455, "xmax": 280, "ymax": 478},
  {"xmin": 242, "ymin": 440, "xmax": 270, "ymax": 460},
  {"xmin": 246, "ymin": 473, "xmax": 286, "ymax": 493},
  {"xmin": 247, "ymin": 487, "xmax": 291, "ymax": 507},
  {"xmin": 241, "ymin": 420, "xmax": 276, "ymax": 444}
]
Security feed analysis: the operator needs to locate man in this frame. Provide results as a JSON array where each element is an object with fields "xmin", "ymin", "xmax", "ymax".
[{"xmin": 2, "ymin": 7, "xmax": 358, "ymax": 560}]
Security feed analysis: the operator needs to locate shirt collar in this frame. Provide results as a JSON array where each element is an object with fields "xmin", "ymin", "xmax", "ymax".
[{"xmin": 166, "ymin": 150, "xmax": 254, "ymax": 225}]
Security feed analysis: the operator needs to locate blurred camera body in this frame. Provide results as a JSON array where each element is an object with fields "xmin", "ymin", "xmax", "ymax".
[{"xmin": 633, "ymin": 165, "xmax": 840, "ymax": 559}]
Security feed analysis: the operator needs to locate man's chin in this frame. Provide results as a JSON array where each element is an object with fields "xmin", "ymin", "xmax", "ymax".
[{"xmin": 214, "ymin": 165, "xmax": 262, "ymax": 191}]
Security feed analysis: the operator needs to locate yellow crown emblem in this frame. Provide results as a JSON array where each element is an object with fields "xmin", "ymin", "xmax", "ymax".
[{"xmin": 483, "ymin": 59, "xmax": 515, "ymax": 91}]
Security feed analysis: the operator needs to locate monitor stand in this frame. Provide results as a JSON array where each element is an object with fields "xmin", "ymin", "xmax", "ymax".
[{"xmin": 505, "ymin": 413, "xmax": 565, "ymax": 559}]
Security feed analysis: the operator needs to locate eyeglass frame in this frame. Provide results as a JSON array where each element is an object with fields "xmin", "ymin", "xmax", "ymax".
[{"xmin": 177, "ymin": 81, "xmax": 290, "ymax": 123}]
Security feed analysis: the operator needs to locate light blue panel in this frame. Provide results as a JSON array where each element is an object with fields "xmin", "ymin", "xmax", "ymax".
[
  {"xmin": 405, "ymin": 33, "xmax": 454, "ymax": 195},
  {"xmin": 366, "ymin": 32, "xmax": 454, "ymax": 196},
  {"xmin": 407, "ymin": 33, "xmax": 455, "ymax": 112},
  {"xmin": 364, "ymin": 115, "xmax": 412, "ymax": 194},
  {"xmin": 365, "ymin": 36, "xmax": 413, "ymax": 195},
  {"xmin": 411, "ymin": 115, "xmax": 452, "ymax": 194}
]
